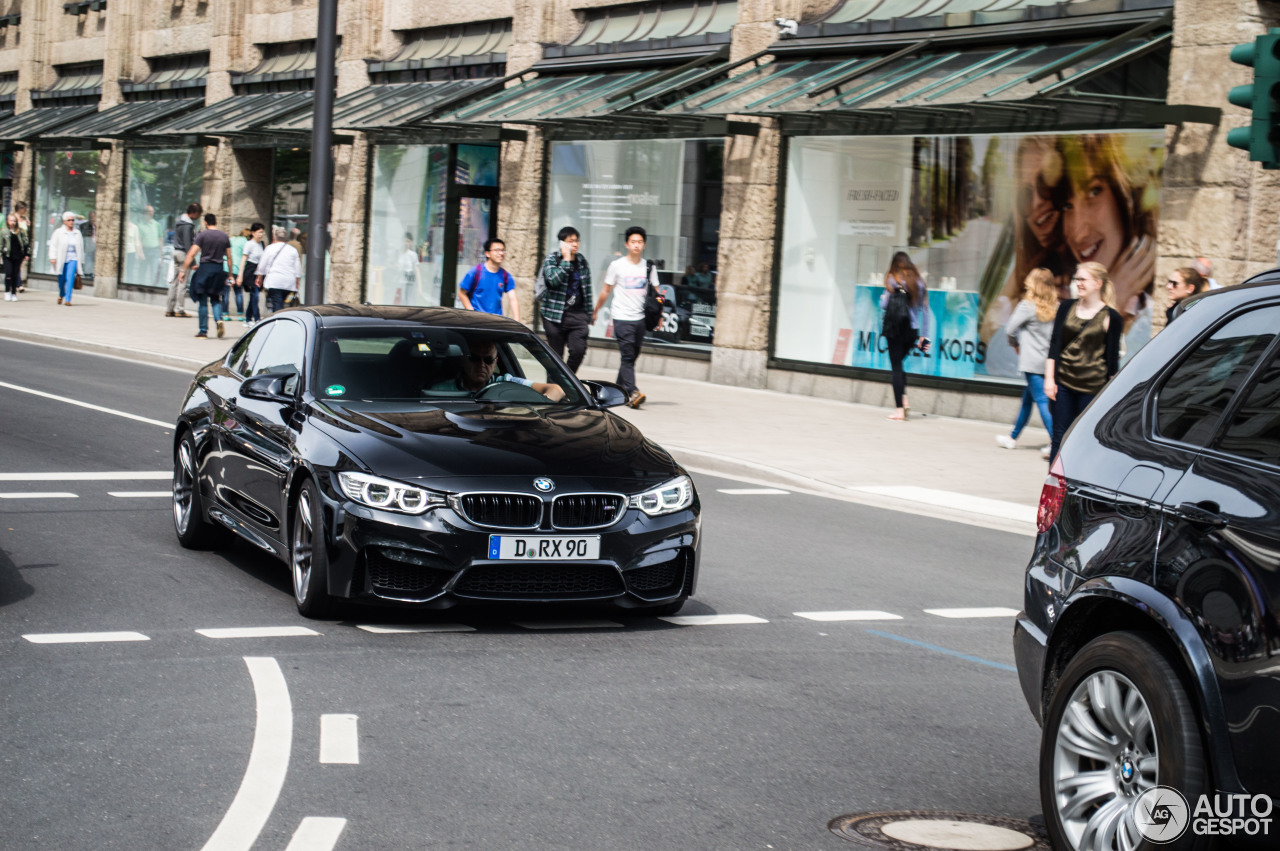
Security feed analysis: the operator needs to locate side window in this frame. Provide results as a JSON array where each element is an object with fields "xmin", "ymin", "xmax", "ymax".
[
  {"xmin": 251, "ymin": 320, "xmax": 307, "ymax": 394},
  {"xmin": 228, "ymin": 323, "xmax": 274, "ymax": 377},
  {"xmin": 1216, "ymin": 352, "xmax": 1280, "ymax": 466},
  {"xmin": 1155, "ymin": 307, "xmax": 1280, "ymax": 446}
]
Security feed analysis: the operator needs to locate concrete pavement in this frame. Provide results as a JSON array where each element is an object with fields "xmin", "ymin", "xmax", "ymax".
[{"xmin": 0, "ymin": 289, "xmax": 1050, "ymax": 534}]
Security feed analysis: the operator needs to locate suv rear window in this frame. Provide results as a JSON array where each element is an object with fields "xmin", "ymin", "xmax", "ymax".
[
  {"xmin": 1216, "ymin": 352, "xmax": 1280, "ymax": 466},
  {"xmin": 1155, "ymin": 307, "xmax": 1280, "ymax": 446}
]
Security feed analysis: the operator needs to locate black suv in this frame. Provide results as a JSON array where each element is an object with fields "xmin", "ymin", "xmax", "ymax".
[{"xmin": 1015, "ymin": 274, "xmax": 1280, "ymax": 850}]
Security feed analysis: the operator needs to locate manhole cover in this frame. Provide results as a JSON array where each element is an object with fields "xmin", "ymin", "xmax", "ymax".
[{"xmin": 829, "ymin": 811, "xmax": 1050, "ymax": 851}]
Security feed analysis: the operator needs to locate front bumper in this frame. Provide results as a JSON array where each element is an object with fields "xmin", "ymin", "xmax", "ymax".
[{"xmin": 318, "ymin": 487, "xmax": 700, "ymax": 609}]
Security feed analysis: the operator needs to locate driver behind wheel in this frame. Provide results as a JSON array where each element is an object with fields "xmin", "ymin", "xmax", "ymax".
[{"xmin": 433, "ymin": 340, "xmax": 565, "ymax": 401}]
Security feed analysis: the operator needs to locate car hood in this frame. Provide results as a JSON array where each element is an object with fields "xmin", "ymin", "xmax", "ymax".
[{"xmin": 308, "ymin": 400, "xmax": 681, "ymax": 487}]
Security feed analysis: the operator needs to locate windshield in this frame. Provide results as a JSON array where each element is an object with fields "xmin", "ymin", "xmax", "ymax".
[{"xmin": 313, "ymin": 326, "xmax": 585, "ymax": 406}]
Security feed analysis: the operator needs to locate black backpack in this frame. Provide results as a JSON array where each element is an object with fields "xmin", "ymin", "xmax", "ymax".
[
  {"xmin": 642, "ymin": 259, "xmax": 665, "ymax": 331},
  {"xmin": 881, "ymin": 285, "xmax": 914, "ymax": 343}
]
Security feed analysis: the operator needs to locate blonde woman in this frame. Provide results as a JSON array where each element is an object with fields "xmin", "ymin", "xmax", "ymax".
[
  {"xmin": 1045, "ymin": 261, "xmax": 1124, "ymax": 462},
  {"xmin": 997, "ymin": 268, "xmax": 1058, "ymax": 456}
]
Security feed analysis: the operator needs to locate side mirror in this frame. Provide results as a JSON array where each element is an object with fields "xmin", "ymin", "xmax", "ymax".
[
  {"xmin": 241, "ymin": 372, "xmax": 297, "ymax": 404},
  {"xmin": 583, "ymin": 379, "xmax": 628, "ymax": 408}
]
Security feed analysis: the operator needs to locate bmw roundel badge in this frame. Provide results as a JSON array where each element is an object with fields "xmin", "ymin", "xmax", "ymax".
[{"xmin": 534, "ymin": 477, "xmax": 555, "ymax": 493}]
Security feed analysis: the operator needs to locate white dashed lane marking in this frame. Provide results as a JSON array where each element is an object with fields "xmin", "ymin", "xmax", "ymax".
[
  {"xmin": 0, "ymin": 471, "xmax": 169, "ymax": 481},
  {"xmin": 23, "ymin": 631, "xmax": 150, "ymax": 644},
  {"xmin": 319, "ymin": 715, "xmax": 359, "ymax": 765},
  {"xmin": 108, "ymin": 491, "xmax": 171, "ymax": 498},
  {"xmin": 196, "ymin": 627, "xmax": 322, "ymax": 639},
  {"xmin": 795, "ymin": 610, "xmax": 903, "ymax": 622},
  {"xmin": 514, "ymin": 620, "xmax": 624, "ymax": 630},
  {"xmin": 924, "ymin": 607, "xmax": 1020, "ymax": 619},
  {"xmin": 0, "ymin": 492, "xmax": 78, "ymax": 499},
  {"xmin": 283, "ymin": 818, "xmax": 347, "ymax": 851},
  {"xmin": 356, "ymin": 623, "xmax": 475, "ymax": 634},
  {"xmin": 660, "ymin": 614, "xmax": 769, "ymax": 626},
  {"xmin": 716, "ymin": 488, "xmax": 791, "ymax": 495}
]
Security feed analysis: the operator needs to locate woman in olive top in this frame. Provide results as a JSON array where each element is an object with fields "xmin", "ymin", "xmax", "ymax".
[{"xmin": 1044, "ymin": 260, "xmax": 1123, "ymax": 463}]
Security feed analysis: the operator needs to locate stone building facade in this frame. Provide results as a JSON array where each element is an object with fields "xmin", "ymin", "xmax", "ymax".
[{"xmin": 3, "ymin": 0, "xmax": 1277, "ymax": 418}]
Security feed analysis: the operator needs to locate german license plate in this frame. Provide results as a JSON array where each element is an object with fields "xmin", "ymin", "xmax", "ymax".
[{"xmin": 487, "ymin": 535, "xmax": 600, "ymax": 560}]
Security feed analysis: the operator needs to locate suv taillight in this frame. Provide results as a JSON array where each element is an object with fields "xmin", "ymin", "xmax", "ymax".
[{"xmin": 1036, "ymin": 456, "xmax": 1067, "ymax": 534}]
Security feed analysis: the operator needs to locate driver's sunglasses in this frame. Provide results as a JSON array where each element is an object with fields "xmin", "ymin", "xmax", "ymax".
[{"xmin": 468, "ymin": 355, "xmax": 497, "ymax": 365}]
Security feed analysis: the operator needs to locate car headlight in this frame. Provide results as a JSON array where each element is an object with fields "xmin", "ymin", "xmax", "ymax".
[
  {"xmin": 336, "ymin": 471, "xmax": 445, "ymax": 515},
  {"xmin": 629, "ymin": 475, "xmax": 694, "ymax": 516}
]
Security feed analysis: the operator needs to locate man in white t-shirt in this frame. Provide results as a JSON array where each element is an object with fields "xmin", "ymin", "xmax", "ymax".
[{"xmin": 594, "ymin": 226, "xmax": 659, "ymax": 408}]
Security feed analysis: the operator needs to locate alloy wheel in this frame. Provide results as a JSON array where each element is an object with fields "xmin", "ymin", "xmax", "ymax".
[
  {"xmin": 1050, "ymin": 669, "xmax": 1157, "ymax": 851},
  {"xmin": 292, "ymin": 489, "xmax": 313, "ymax": 605},
  {"xmin": 173, "ymin": 441, "xmax": 195, "ymax": 535}
]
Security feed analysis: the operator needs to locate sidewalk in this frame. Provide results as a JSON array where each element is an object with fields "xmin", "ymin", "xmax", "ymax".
[{"xmin": 0, "ymin": 290, "xmax": 1049, "ymax": 534}]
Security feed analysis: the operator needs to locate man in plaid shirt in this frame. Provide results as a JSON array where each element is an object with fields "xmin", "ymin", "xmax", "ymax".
[{"xmin": 540, "ymin": 226, "xmax": 593, "ymax": 373}]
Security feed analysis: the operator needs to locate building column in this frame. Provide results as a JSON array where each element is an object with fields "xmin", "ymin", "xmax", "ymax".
[
  {"xmin": 1159, "ymin": 0, "xmax": 1280, "ymax": 304},
  {"xmin": 91, "ymin": 142, "xmax": 125, "ymax": 298},
  {"xmin": 328, "ymin": 135, "xmax": 369, "ymax": 303},
  {"xmin": 498, "ymin": 129, "xmax": 545, "ymax": 323}
]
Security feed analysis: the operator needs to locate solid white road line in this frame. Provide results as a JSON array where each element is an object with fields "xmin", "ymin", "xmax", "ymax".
[
  {"xmin": 356, "ymin": 623, "xmax": 475, "ymax": 634},
  {"xmin": 22, "ymin": 631, "xmax": 149, "ymax": 644},
  {"xmin": 514, "ymin": 619, "xmax": 624, "ymax": 630},
  {"xmin": 660, "ymin": 614, "xmax": 769, "ymax": 626},
  {"xmin": 108, "ymin": 491, "xmax": 171, "ymax": 498},
  {"xmin": 200, "ymin": 657, "xmax": 292, "ymax": 851},
  {"xmin": 794, "ymin": 610, "xmax": 903, "ymax": 622},
  {"xmin": 283, "ymin": 818, "xmax": 348, "ymax": 851},
  {"xmin": 0, "ymin": 492, "xmax": 78, "ymax": 499},
  {"xmin": 716, "ymin": 487, "xmax": 791, "ymax": 495},
  {"xmin": 197, "ymin": 626, "xmax": 321, "ymax": 639},
  {"xmin": 850, "ymin": 485, "xmax": 1036, "ymax": 524},
  {"xmin": 0, "ymin": 381, "xmax": 172, "ymax": 429},
  {"xmin": 924, "ymin": 607, "xmax": 1020, "ymax": 619},
  {"xmin": 0, "ymin": 471, "xmax": 170, "ymax": 481},
  {"xmin": 319, "ymin": 714, "xmax": 359, "ymax": 765}
]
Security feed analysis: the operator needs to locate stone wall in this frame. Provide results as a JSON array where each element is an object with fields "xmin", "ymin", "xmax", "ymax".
[{"xmin": 1161, "ymin": 0, "xmax": 1280, "ymax": 299}]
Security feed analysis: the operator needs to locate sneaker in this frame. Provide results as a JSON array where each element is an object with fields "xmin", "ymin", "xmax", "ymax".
[
  {"xmin": 1041, "ymin": 445, "xmax": 1052, "ymax": 460},
  {"xmin": 216, "ymin": 320, "xmax": 225, "ymax": 338},
  {"xmin": 995, "ymin": 434, "xmax": 1017, "ymax": 450},
  {"xmin": 627, "ymin": 390, "xmax": 646, "ymax": 408},
  {"xmin": 57, "ymin": 296, "xmax": 63, "ymax": 305},
  {"xmin": 165, "ymin": 311, "xmax": 176, "ymax": 317},
  {"xmin": 174, "ymin": 310, "xmax": 190, "ymax": 318},
  {"xmin": 194, "ymin": 331, "xmax": 207, "ymax": 338}
]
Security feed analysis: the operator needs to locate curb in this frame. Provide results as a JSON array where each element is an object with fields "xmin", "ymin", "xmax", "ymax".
[{"xmin": 0, "ymin": 327, "xmax": 207, "ymax": 370}]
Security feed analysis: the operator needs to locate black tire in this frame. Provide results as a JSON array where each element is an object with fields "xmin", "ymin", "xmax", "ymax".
[
  {"xmin": 1040, "ymin": 631, "xmax": 1210, "ymax": 851},
  {"xmin": 173, "ymin": 431, "xmax": 226, "ymax": 550},
  {"xmin": 290, "ymin": 478, "xmax": 332, "ymax": 619}
]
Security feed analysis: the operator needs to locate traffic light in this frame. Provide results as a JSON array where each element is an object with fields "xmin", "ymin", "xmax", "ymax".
[{"xmin": 1227, "ymin": 28, "xmax": 1280, "ymax": 169}]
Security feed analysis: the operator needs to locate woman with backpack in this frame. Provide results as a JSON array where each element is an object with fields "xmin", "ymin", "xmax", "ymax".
[{"xmin": 880, "ymin": 252, "xmax": 930, "ymax": 421}]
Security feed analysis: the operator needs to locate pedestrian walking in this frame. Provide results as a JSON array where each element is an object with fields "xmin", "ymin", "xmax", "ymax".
[
  {"xmin": 256, "ymin": 225, "xmax": 302, "ymax": 313},
  {"xmin": 224, "ymin": 226, "xmax": 250, "ymax": 317},
  {"xmin": 880, "ymin": 251, "xmax": 930, "ymax": 421},
  {"xmin": 997, "ymin": 268, "xmax": 1057, "ymax": 458},
  {"xmin": 48, "ymin": 211, "xmax": 85, "ymax": 306},
  {"xmin": 540, "ymin": 226, "xmax": 592, "ymax": 373},
  {"xmin": 237, "ymin": 222, "xmax": 265, "ymax": 326},
  {"xmin": 165, "ymin": 202, "xmax": 201, "ymax": 318},
  {"xmin": 1044, "ymin": 261, "xmax": 1123, "ymax": 462},
  {"xmin": 1, "ymin": 212, "xmax": 29, "ymax": 301},
  {"xmin": 1163, "ymin": 267, "xmax": 1207, "ymax": 326},
  {"xmin": 180, "ymin": 213, "xmax": 232, "ymax": 338},
  {"xmin": 594, "ymin": 226, "xmax": 658, "ymax": 408},
  {"xmin": 458, "ymin": 238, "xmax": 519, "ymax": 320},
  {"xmin": 13, "ymin": 201, "xmax": 29, "ymax": 293}
]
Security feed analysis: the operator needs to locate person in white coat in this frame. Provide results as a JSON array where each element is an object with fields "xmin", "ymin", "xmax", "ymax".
[
  {"xmin": 255, "ymin": 225, "xmax": 302, "ymax": 313},
  {"xmin": 48, "ymin": 211, "xmax": 86, "ymax": 306}
]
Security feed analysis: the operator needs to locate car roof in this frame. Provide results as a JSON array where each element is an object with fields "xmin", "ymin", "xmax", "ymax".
[{"xmin": 279, "ymin": 304, "xmax": 528, "ymax": 333}]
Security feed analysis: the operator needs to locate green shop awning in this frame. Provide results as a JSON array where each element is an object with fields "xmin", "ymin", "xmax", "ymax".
[
  {"xmin": 430, "ymin": 57, "xmax": 754, "ymax": 139},
  {"xmin": 0, "ymin": 106, "xmax": 97, "ymax": 142},
  {"xmin": 146, "ymin": 91, "xmax": 314, "ymax": 144},
  {"xmin": 269, "ymin": 79, "xmax": 500, "ymax": 134},
  {"xmin": 46, "ymin": 98, "xmax": 205, "ymax": 140},
  {"xmin": 659, "ymin": 19, "xmax": 1195, "ymax": 134}
]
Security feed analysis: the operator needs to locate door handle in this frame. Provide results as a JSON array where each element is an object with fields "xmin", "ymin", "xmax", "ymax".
[{"xmin": 1173, "ymin": 501, "xmax": 1227, "ymax": 528}]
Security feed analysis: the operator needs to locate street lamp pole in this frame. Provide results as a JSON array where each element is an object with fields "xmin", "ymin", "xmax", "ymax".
[{"xmin": 304, "ymin": 0, "xmax": 338, "ymax": 305}]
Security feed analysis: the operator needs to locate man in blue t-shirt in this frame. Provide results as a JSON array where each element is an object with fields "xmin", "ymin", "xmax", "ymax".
[{"xmin": 458, "ymin": 238, "xmax": 520, "ymax": 321}]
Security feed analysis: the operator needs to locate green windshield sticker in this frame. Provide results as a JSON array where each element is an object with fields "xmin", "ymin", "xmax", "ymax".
[{"xmin": 325, "ymin": 384, "xmax": 346, "ymax": 397}]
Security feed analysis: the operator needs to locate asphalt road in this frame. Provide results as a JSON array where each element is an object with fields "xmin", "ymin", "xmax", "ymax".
[{"xmin": 0, "ymin": 339, "xmax": 1044, "ymax": 851}]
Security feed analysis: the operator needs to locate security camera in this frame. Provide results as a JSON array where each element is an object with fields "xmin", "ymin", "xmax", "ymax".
[{"xmin": 775, "ymin": 17, "xmax": 799, "ymax": 37}]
